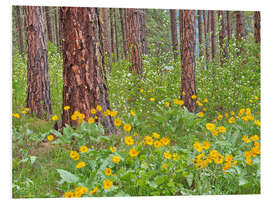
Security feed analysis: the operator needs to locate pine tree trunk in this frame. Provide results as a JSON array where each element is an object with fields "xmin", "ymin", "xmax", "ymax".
[
  {"xmin": 218, "ymin": 11, "xmax": 228, "ymax": 62},
  {"xmin": 24, "ymin": 6, "xmax": 52, "ymax": 117},
  {"xmin": 119, "ymin": 8, "xmax": 128, "ymax": 59},
  {"xmin": 110, "ymin": 8, "xmax": 115, "ymax": 60},
  {"xmin": 60, "ymin": 7, "xmax": 115, "ymax": 133},
  {"xmin": 226, "ymin": 11, "xmax": 231, "ymax": 42},
  {"xmin": 15, "ymin": 6, "xmax": 24, "ymax": 58},
  {"xmin": 45, "ymin": 7, "xmax": 53, "ymax": 42},
  {"xmin": 203, "ymin": 11, "xmax": 210, "ymax": 64},
  {"xmin": 198, "ymin": 10, "xmax": 202, "ymax": 58},
  {"xmin": 179, "ymin": 10, "xmax": 183, "ymax": 50},
  {"xmin": 210, "ymin": 10, "xmax": 216, "ymax": 59},
  {"xmin": 180, "ymin": 10, "xmax": 197, "ymax": 113},
  {"xmin": 170, "ymin": 9, "xmax": 179, "ymax": 61},
  {"xmin": 139, "ymin": 9, "xmax": 148, "ymax": 55},
  {"xmin": 126, "ymin": 8, "xmax": 142, "ymax": 75},
  {"xmin": 58, "ymin": 7, "xmax": 62, "ymax": 48},
  {"xmin": 235, "ymin": 11, "xmax": 245, "ymax": 41},
  {"xmin": 254, "ymin": 11, "xmax": 260, "ymax": 44},
  {"xmin": 113, "ymin": 9, "xmax": 119, "ymax": 60},
  {"xmin": 54, "ymin": 7, "xmax": 60, "ymax": 47}
]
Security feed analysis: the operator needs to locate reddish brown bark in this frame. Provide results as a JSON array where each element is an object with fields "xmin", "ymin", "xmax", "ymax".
[
  {"xmin": 203, "ymin": 10, "xmax": 210, "ymax": 64},
  {"xmin": 119, "ymin": 8, "xmax": 128, "ymax": 59},
  {"xmin": 15, "ymin": 6, "xmax": 24, "ymax": 58},
  {"xmin": 235, "ymin": 11, "xmax": 245, "ymax": 41},
  {"xmin": 210, "ymin": 10, "xmax": 216, "ymax": 59},
  {"xmin": 24, "ymin": 6, "xmax": 52, "ymax": 117},
  {"xmin": 60, "ymin": 7, "xmax": 115, "ymax": 133},
  {"xmin": 126, "ymin": 8, "xmax": 142, "ymax": 75},
  {"xmin": 170, "ymin": 9, "xmax": 179, "ymax": 61},
  {"xmin": 45, "ymin": 7, "xmax": 53, "ymax": 42},
  {"xmin": 180, "ymin": 10, "xmax": 197, "ymax": 113},
  {"xmin": 226, "ymin": 11, "xmax": 231, "ymax": 42},
  {"xmin": 254, "ymin": 11, "xmax": 260, "ymax": 43}
]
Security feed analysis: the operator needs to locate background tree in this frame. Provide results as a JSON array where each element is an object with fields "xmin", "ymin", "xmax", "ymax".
[
  {"xmin": 139, "ymin": 9, "xmax": 148, "ymax": 55},
  {"xmin": 210, "ymin": 10, "xmax": 216, "ymax": 59},
  {"xmin": 235, "ymin": 11, "xmax": 246, "ymax": 41},
  {"xmin": 254, "ymin": 11, "xmax": 260, "ymax": 44},
  {"xmin": 60, "ymin": 7, "xmax": 115, "ymax": 133},
  {"xmin": 180, "ymin": 10, "xmax": 197, "ymax": 112},
  {"xmin": 170, "ymin": 9, "xmax": 179, "ymax": 61},
  {"xmin": 197, "ymin": 10, "xmax": 202, "ymax": 58},
  {"xmin": 218, "ymin": 10, "xmax": 228, "ymax": 63},
  {"xmin": 45, "ymin": 6, "xmax": 53, "ymax": 42},
  {"xmin": 126, "ymin": 8, "xmax": 142, "ymax": 75},
  {"xmin": 15, "ymin": 6, "xmax": 24, "ymax": 58},
  {"xmin": 54, "ymin": 7, "xmax": 60, "ymax": 47},
  {"xmin": 110, "ymin": 8, "xmax": 115, "ymax": 60},
  {"xmin": 226, "ymin": 11, "xmax": 232, "ymax": 42},
  {"xmin": 24, "ymin": 6, "xmax": 52, "ymax": 117},
  {"xmin": 119, "ymin": 8, "xmax": 128, "ymax": 59},
  {"xmin": 203, "ymin": 11, "xmax": 210, "ymax": 64},
  {"xmin": 113, "ymin": 9, "xmax": 119, "ymax": 60}
]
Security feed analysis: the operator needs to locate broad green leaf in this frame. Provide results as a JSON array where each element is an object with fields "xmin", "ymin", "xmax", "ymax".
[{"xmin": 56, "ymin": 169, "xmax": 79, "ymax": 184}]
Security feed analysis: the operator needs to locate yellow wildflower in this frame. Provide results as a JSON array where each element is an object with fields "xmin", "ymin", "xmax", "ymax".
[
  {"xmin": 76, "ymin": 161, "xmax": 86, "ymax": 169},
  {"xmin": 164, "ymin": 152, "xmax": 172, "ymax": 160},
  {"xmin": 96, "ymin": 105, "xmax": 102, "ymax": 112},
  {"xmin": 80, "ymin": 146, "xmax": 88, "ymax": 153},
  {"xmin": 193, "ymin": 142, "xmax": 202, "ymax": 152},
  {"xmin": 88, "ymin": 117, "xmax": 95, "ymax": 124},
  {"xmin": 52, "ymin": 115, "xmax": 58, "ymax": 121},
  {"xmin": 64, "ymin": 106, "xmax": 70, "ymax": 110},
  {"xmin": 123, "ymin": 123, "xmax": 132, "ymax": 132},
  {"xmin": 110, "ymin": 146, "xmax": 117, "ymax": 152},
  {"xmin": 47, "ymin": 135, "xmax": 54, "ymax": 141},
  {"xmin": 130, "ymin": 110, "xmax": 136, "ymax": 117},
  {"xmin": 124, "ymin": 136, "xmax": 134, "ymax": 146},
  {"xmin": 191, "ymin": 95, "xmax": 197, "ymax": 99},
  {"xmin": 112, "ymin": 156, "xmax": 121, "ymax": 163},
  {"xmin": 103, "ymin": 180, "xmax": 113, "ymax": 190},
  {"xmin": 150, "ymin": 97, "xmax": 155, "ymax": 102},
  {"xmin": 114, "ymin": 118, "xmax": 122, "ymax": 126},
  {"xmin": 129, "ymin": 148, "xmax": 139, "ymax": 157},
  {"xmin": 89, "ymin": 187, "xmax": 98, "ymax": 194},
  {"xmin": 104, "ymin": 168, "xmax": 112, "ymax": 176}
]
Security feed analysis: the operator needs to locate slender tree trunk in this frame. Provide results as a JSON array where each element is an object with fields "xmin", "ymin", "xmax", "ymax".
[
  {"xmin": 126, "ymin": 8, "xmax": 142, "ymax": 75},
  {"xmin": 170, "ymin": 9, "xmax": 179, "ymax": 61},
  {"xmin": 60, "ymin": 7, "xmax": 115, "ymax": 133},
  {"xmin": 197, "ymin": 10, "xmax": 202, "ymax": 58},
  {"xmin": 207, "ymin": 11, "xmax": 211, "ymax": 60},
  {"xmin": 179, "ymin": 10, "xmax": 183, "ymax": 51},
  {"xmin": 203, "ymin": 11, "xmax": 210, "ymax": 65},
  {"xmin": 113, "ymin": 9, "xmax": 119, "ymax": 60},
  {"xmin": 45, "ymin": 7, "xmax": 53, "ymax": 42},
  {"xmin": 54, "ymin": 7, "xmax": 60, "ymax": 47},
  {"xmin": 99, "ymin": 8, "xmax": 112, "ymax": 71},
  {"xmin": 119, "ymin": 8, "xmax": 128, "ymax": 59},
  {"xmin": 254, "ymin": 11, "xmax": 260, "ymax": 44},
  {"xmin": 235, "ymin": 11, "xmax": 245, "ymax": 41},
  {"xmin": 24, "ymin": 6, "xmax": 52, "ymax": 117},
  {"xmin": 139, "ymin": 9, "xmax": 148, "ymax": 55},
  {"xmin": 180, "ymin": 10, "xmax": 197, "ymax": 113},
  {"xmin": 110, "ymin": 8, "xmax": 115, "ymax": 60},
  {"xmin": 218, "ymin": 11, "xmax": 228, "ymax": 62},
  {"xmin": 210, "ymin": 10, "xmax": 216, "ymax": 59},
  {"xmin": 15, "ymin": 6, "xmax": 24, "ymax": 58},
  {"xmin": 226, "ymin": 11, "xmax": 231, "ymax": 42},
  {"xmin": 58, "ymin": 7, "xmax": 62, "ymax": 48}
]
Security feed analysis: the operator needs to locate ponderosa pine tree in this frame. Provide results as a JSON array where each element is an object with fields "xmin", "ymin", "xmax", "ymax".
[
  {"xmin": 126, "ymin": 8, "xmax": 142, "ymax": 75},
  {"xmin": 24, "ymin": 6, "xmax": 52, "ymax": 117},
  {"xmin": 226, "ymin": 11, "xmax": 231, "ymax": 42},
  {"xmin": 119, "ymin": 8, "xmax": 128, "ymax": 59},
  {"xmin": 203, "ymin": 10, "xmax": 210, "ymax": 64},
  {"xmin": 113, "ymin": 9, "xmax": 119, "ymax": 60},
  {"xmin": 54, "ymin": 7, "xmax": 60, "ymax": 47},
  {"xmin": 180, "ymin": 10, "xmax": 197, "ymax": 112},
  {"xmin": 235, "ymin": 11, "xmax": 246, "ymax": 41},
  {"xmin": 170, "ymin": 9, "xmax": 179, "ymax": 61},
  {"xmin": 60, "ymin": 7, "xmax": 115, "ymax": 133},
  {"xmin": 254, "ymin": 11, "xmax": 260, "ymax": 44},
  {"xmin": 197, "ymin": 10, "xmax": 203, "ymax": 58},
  {"xmin": 218, "ymin": 10, "xmax": 228, "ymax": 62}
]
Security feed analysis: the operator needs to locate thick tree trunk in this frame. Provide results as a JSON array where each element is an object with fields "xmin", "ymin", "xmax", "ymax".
[
  {"xmin": 180, "ymin": 10, "xmax": 197, "ymax": 113},
  {"xmin": 235, "ymin": 11, "xmax": 246, "ymax": 41},
  {"xmin": 119, "ymin": 8, "xmax": 128, "ymax": 59},
  {"xmin": 113, "ymin": 9, "xmax": 119, "ymax": 60},
  {"xmin": 126, "ymin": 8, "xmax": 142, "ymax": 75},
  {"xmin": 170, "ymin": 9, "xmax": 179, "ymax": 61},
  {"xmin": 197, "ymin": 10, "xmax": 203, "ymax": 58},
  {"xmin": 15, "ymin": 6, "xmax": 24, "ymax": 58},
  {"xmin": 226, "ymin": 11, "xmax": 231, "ymax": 42},
  {"xmin": 218, "ymin": 11, "xmax": 228, "ymax": 62},
  {"xmin": 60, "ymin": 7, "xmax": 115, "ymax": 133},
  {"xmin": 210, "ymin": 10, "xmax": 216, "ymax": 59},
  {"xmin": 54, "ymin": 7, "xmax": 60, "ymax": 47},
  {"xmin": 254, "ymin": 11, "xmax": 260, "ymax": 44},
  {"xmin": 110, "ymin": 8, "xmax": 115, "ymax": 60},
  {"xmin": 203, "ymin": 11, "xmax": 210, "ymax": 64},
  {"xmin": 24, "ymin": 6, "xmax": 52, "ymax": 117},
  {"xmin": 45, "ymin": 7, "xmax": 53, "ymax": 42}
]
